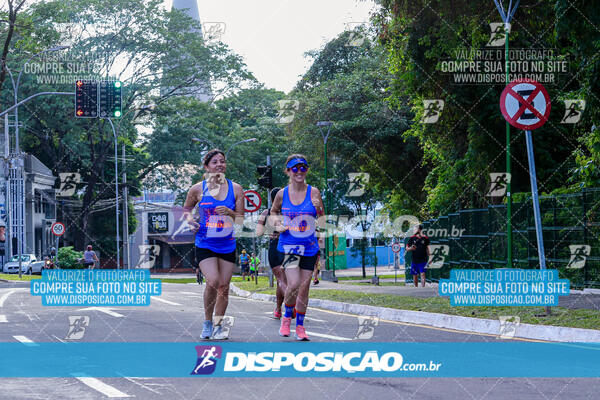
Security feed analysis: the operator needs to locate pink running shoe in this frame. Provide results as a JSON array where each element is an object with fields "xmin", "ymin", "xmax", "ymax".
[
  {"xmin": 273, "ymin": 308, "xmax": 282, "ymax": 319},
  {"xmin": 295, "ymin": 325, "xmax": 309, "ymax": 341},
  {"xmin": 279, "ymin": 317, "xmax": 291, "ymax": 337}
]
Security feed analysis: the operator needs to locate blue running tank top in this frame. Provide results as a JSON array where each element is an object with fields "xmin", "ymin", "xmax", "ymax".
[
  {"xmin": 276, "ymin": 185, "xmax": 319, "ymax": 256},
  {"xmin": 195, "ymin": 179, "xmax": 236, "ymax": 253}
]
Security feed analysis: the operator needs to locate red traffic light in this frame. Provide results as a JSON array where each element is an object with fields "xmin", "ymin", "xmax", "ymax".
[
  {"xmin": 76, "ymin": 80, "xmax": 83, "ymax": 87},
  {"xmin": 76, "ymin": 109, "xmax": 84, "ymax": 116}
]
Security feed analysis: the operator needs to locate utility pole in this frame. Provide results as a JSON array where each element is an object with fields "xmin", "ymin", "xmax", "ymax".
[
  {"xmin": 122, "ymin": 144, "xmax": 129, "ymax": 269},
  {"xmin": 266, "ymin": 155, "xmax": 274, "ymax": 288}
]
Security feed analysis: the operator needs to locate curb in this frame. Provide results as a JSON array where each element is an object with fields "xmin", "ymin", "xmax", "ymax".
[{"xmin": 229, "ymin": 283, "xmax": 600, "ymax": 343}]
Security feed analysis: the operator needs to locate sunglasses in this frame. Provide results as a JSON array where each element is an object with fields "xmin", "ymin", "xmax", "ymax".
[{"xmin": 290, "ymin": 165, "xmax": 308, "ymax": 173}]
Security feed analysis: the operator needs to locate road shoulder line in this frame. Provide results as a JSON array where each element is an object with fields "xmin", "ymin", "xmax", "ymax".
[{"xmin": 229, "ymin": 283, "xmax": 600, "ymax": 342}]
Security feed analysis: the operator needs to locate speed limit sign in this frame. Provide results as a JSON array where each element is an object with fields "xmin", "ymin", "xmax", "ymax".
[
  {"xmin": 391, "ymin": 243, "xmax": 402, "ymax": 253},
  {"xmin": 51, "ymin": 222, "xmax": 65, "ymax": 237}
]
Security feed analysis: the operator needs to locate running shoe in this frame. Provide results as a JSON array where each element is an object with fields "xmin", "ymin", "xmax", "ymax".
[
  {"xmin": 295, "ymin": 325, "xmax": 309, "ymax": 341},
  {"xmin": 201, "ymin": 320, "xmax": 213, "ymax": 339},
  {"xmin": 279, "ymin": 317, "xmax": 291, "ymax": 337},
  {"xmin": 212, "ymin": 324, "xmax": 229, "ymax": 340},
  {"xmin": 273, "ymin": 308, "xmax": 282, "ymax": 319}
]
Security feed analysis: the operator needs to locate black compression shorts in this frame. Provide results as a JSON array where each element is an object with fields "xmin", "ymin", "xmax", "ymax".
[{"xmin": 195, "ymin": 247, "xmax": 236, "ymax": 265}]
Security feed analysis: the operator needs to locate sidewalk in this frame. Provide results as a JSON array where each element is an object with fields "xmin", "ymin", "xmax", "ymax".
[{"xmin": 150, "ymin": 268, "xmax": 600, "ymax": 311}]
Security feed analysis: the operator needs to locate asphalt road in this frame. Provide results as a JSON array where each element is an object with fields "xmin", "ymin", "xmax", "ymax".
[{"xmin": 0, "ymin": 281, "xmax": 597, "ymax": 399}]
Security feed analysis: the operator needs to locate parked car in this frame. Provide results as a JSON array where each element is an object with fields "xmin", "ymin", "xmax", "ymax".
[{"xmin": 2, "ymin": 254, "xmax": 39, "ymax": 274}]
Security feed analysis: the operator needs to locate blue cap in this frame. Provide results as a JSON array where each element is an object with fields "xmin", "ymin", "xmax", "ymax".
[{"xmin": 286, "ymin": 158, "xmax": 308, "ymax": 169}]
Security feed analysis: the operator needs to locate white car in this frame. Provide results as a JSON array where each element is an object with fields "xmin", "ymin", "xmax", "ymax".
[{"xmin": 2, "ymin": 254, "xmax": 39, "ymax": 274}]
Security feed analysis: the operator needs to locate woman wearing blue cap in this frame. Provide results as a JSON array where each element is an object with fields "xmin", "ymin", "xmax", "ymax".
[{"xmin": 270, "ymin": 154, "xmax": 324, "ymax": 341}]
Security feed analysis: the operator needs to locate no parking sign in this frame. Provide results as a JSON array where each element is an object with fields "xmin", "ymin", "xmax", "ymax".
[
  {"xmin": 500, "ymin": 79, "xmax": 551, "ymax": 130},
  {"xmin": 499, "ymin": 79, "xmax": 551, "ymax": 271}
]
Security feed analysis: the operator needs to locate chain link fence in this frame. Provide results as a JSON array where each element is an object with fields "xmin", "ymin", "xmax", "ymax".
[{"xmin": 420, "ymin": 188, "xmax": 600, "ymax": 288}]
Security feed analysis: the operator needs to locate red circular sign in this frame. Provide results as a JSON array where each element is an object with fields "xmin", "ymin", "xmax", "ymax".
[
  {"xmin": 500, "ymin": 79, "xmax": 551, "ymax": 131},
  {"xmin": 392, "ymin": 243, "xmax": 402, "ymax": 253},
  {"xmin": 51, "ymin": 222, "xmax": 65, "ymax": 237},
  {"xmin": 243, "ymin": 190, "xmax": 262, "ymax": 213}
]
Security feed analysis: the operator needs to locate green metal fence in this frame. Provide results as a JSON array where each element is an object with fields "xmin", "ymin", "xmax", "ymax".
[{"xmin": 417, "ymin": 188, "xmax": 600, "ymax": 288}]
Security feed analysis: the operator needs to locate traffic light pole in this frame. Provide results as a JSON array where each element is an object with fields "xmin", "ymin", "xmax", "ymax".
[
  {"xmin": 266, "ymin": 155, "xmax": 274, "ymax": 288},
  {"xmin": 316, "ymin": 122, "xmax": 333, "ymax": 277},
  {"xmin": 107, "ymin": 119, "xmax": 120, "ymax": 269}
]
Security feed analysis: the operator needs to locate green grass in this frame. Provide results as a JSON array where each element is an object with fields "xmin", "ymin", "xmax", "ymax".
[
  {"xmin": 158, "ymin": 275, "xmax": 255, "ymax": 284},
  {"xmin": 233, "ymin": 282, "xmax": 600, "ymax": 331},
  {"xmin": 0, "ymin": 273, "xmax": 41, "ymax": 281},
  {"xmin": 158, "ymin": 278, "xmax": 198, "ymax": 284},
  {"xmin": 344, "ymin": 281, "xmax": 406, "ymax": 286},
  {"xmin": 337, "ymin": 274, "xmax": 401, "ymax": 281},
  {"xmin": 235, "ymin": 276, "xmax": 276, "ymax": 294}
]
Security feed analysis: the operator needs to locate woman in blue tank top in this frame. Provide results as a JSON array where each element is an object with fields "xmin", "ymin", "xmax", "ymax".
[
  {"xmin": 183, "ymin": 149, "xmax": 244, "ymax": 340},
  {"xmin": 271, "ymin": 154, "xmax": 325, "ymax": 341}
]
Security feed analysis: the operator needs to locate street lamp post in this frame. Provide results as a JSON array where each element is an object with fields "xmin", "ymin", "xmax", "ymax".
[
  {"xmin": 3, "ymin": 45, "xmax": 68, "ymax": 278},
  {"xmin": 225, "ymin": 138, "xmax": 257, "ymax": 158},
  {"xmin": 493, "ymin": 0, "xmax": 520, "ymax": 268},
  {"xmin": 107, "ymin": 104, "xmax": 155, "ymax": 269},
  {"xmin": 316, "ymin": 121, "xmax": 334, "ymax": 279}
]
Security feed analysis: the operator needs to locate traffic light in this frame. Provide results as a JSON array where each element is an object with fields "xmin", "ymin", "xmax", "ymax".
[
  {"xmin": 99, "ymin": 80, "xmax": 122, "ymax": 118},
  {"xmin": 75, "ymin": 80, "xmax": 98, "ymax": 118},
  {"xmin": 257, "ymin": 165, "xmax": 272, "ymax": 188}
]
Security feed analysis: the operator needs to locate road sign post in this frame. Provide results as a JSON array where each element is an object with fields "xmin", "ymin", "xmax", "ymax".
[
  {"xmin": 500, "ymin": 78, "xmax": 551, "ymax": 313},
  {"xmin": 392, "ymin": 243, "xmax": 402, "ymax": 283}
]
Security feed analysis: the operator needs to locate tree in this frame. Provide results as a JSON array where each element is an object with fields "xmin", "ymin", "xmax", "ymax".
[
  {"xmin": 374, "ymin": 0, "xmax": 594, "ymax": 217},
  {"xmin": 2, "ymin": 0, "xmax": 256, "ymax": 259}
]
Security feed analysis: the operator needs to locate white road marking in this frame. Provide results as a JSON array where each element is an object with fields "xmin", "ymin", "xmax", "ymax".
[
  {"xmin": 52, "ymin": 334, "xmax": 65, "ymax": 343},
  {"xmin": 13, "ymin": 335, "xmax": 39, "ymax": 346},
  {"xmin": 74, "ymin": 376, "xmax": 131, "ymax": 398},
  {"xmin": 181, "ymin": 291, "xmax": 201, "ymax": 296},
  {"xmin": 153, "ymin": 297, "xmax": 181, "ymax": 306},
  {"xmin": 0, "ymin": 315, "xmax": 6, "ymax": 322},
  {"xmin": 0, "ymin": 288, "xmax": 26, "ymax": 307},
  {"xmin": 119, "ymin": 376, "xmax": 162, "ymax": 394},
  {"xmin": 262, "ymin": 311, "xmax": 326, "ymax": 322},
  {"xmin": 78, "ymin": 307, "xmax": 124, "ymax": 318},
  {"xmin": 300, "ymin": 330, "xmax": 352, "ymax": 341},
  {"xmin": 15, "ymin": 311, "xmax": 40, "ymax": 321}
]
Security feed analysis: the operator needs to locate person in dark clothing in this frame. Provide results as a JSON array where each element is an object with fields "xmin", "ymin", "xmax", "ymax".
[{"xmin": 406, "ymin": 225, "xmax": 430, "ymax": 287}]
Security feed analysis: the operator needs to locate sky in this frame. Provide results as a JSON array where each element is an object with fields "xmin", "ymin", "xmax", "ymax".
[{"xmin": 167, "ymin": 0, "xmax": 378, "ymax": 94}]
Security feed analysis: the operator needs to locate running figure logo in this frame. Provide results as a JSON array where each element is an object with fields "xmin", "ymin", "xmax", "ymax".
[
  {"xmin": 354, "ymin": 316, "xmax": 380, "ymax": 339},
  {"xmin": 346, "ymin": 173, "xmax": 370, "ymax": 197},
  {"xmin": 205, "ymin": 172, "xmax": 226, "ymax": 197},
  {"xmin": 487, "ymin": 173, "xmax": 511, "ymax": 197},
  {"xmin": 561, "ymin": 100, "xmax": 586, "ymax": 124},
  {"xmin": 191, "ymin": 345, "xmax": 223, "ymax": 375},
  {"xmin": 421, "ymin": 100, "xmax": 444, "ymax": 123},
  {"xmin": 202, "ymin": 22, "xmax": 226, "ymax": 44},
  {"xmin": 58, "ymin": 172, "xmax": 81, "ymax": 197},
  {"xmin": 498, "ymin": 316, "xmax": 520, "ymax": 339},
  {"xmin": 276, "ymin": 100, "xmax": 299, "ymax": 124},
  {"xmin": 428, "ymin": 245, "xmax": 449, "ymax": 269},
  {"xmin": 487, "ymin": 22, "xmax": 510, "ymax": 47},
  {"xmin": 65, "ymin": 316, "xmax": 90, "ymax": 340},
  {"xmin": 345, "ymin": 22, "xmax": 367, "ymax": 47},
  {"xmin": 567, "ymin": 245, "xmax": 591, "ymax": 269},
  {"xmin": 136, "ymin": 245, "xmax": 161, "ymax": 269},
  {"xmin": 282, "ymin": 245, "xmax": 304, "ymax": 269}
]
